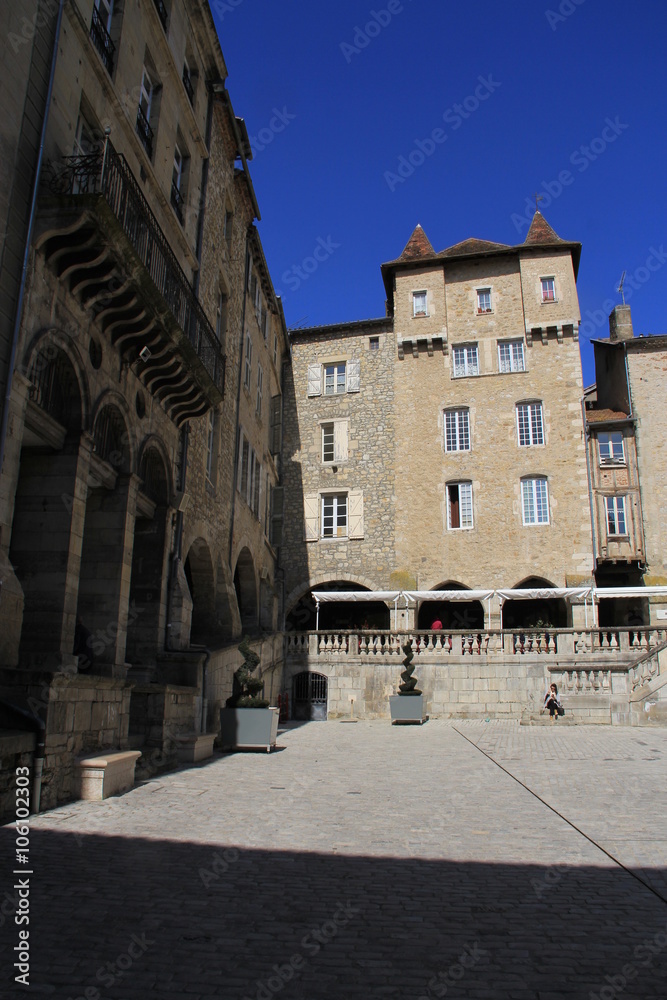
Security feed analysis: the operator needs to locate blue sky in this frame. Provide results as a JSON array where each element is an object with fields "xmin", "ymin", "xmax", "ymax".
[{"xmin": 212, "ymin": 0, "xmax": 667, "ymax": 386}]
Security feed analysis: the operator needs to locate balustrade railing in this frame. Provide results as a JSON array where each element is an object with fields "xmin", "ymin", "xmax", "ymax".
[{"xmin": 51, "ymin": 142, "xmax": 225, "ymax": 393}]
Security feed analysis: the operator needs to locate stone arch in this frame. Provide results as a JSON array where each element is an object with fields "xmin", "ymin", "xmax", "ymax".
[
  {"xmin": 503, "ymin": 576, "xmax": 568, "ymax": 630},
  {"xmin": 416, "ymin": 581, "xmax": 485, "ymax": 630},
  {"xmin": 233, "ymin": 546, "xmax": 258, "ymax": 632},
  {"xmin": 137, "ymin": 437, "xmax": 171, "ymax": 505},
  {"xmin": 214, "ymin": 555, "xmax": 241, "ymax": 642},
  {"xmin": 90, "ymin": 390, "xmax": 136, "ymax": 472},
  {"xmin": 286, "ymin": 579, "xmax": 390, "ymax": 631},
  {"xmin": 184, "ymin": 537, "xmax": 216, "ymax": 644},
  {"xmin": 285, "ymin": 570, "xmax": 381, "ymax": 619},
  {"xmin": 23, "ymin": 328, "xmax": 90, "ymax": 431}
]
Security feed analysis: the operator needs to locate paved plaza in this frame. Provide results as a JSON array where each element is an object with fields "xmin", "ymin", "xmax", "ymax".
[{"xmin": 2, "ymin": 721, "xmax": 667, "ymax": 999}]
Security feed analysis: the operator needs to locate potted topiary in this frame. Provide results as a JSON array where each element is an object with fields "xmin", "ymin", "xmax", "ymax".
[
  {"xmin": 219, "ymin": 637, "xmax": 279, "ymax": 751},
  {"xmin": 389, "ymin": 640, "xmax": 427, "ymax": 724}
]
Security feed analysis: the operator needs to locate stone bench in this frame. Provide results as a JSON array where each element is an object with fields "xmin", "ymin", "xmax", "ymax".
[{"xmin": 77, "ymin": 750, "xmax": 142, "ymax": 801}]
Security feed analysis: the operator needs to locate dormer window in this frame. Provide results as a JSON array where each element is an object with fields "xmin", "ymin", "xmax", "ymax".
[{"xmin": 413, "ymin": 291, "xmax": 427, "ymax": 317}]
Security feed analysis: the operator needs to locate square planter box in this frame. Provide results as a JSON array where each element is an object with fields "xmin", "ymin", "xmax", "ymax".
[
  {"xmin": 390, "ymin": 694, "xmax": 427, "ymax": 725},
  {"xmin": 219, "ymin": 707, "xmax": 279, "ymax": 751}
]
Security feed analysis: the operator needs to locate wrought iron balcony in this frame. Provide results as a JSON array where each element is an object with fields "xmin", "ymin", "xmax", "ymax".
[
  {"xmin": 136, "ymin": 105, "xmax": 154, "ymax": 159},
  {"xmin": 170, "ymin": 180, "xmax": 185, "ymax": 225},
  {"xmin": 152, "ymin": 0, "xmax": 169, "ymax": 30},
  {"xmin": 182, "ymin": 67, "xmax": 195, "ymax": 106},
  {"xmin": 90, "ymin": 6, "xmax": 115, "ymax": 76},
  {"xmin": 39, "ymin": 142, "xmax": 225, "ymax": 423}
]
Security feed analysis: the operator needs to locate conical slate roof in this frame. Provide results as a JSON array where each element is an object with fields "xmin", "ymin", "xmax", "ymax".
[
  {"xmin": 523, "ymin": 211, "xmax": 566, "ymax": 245},
  {"xmin": 398, "ymin": 224, "xmax": 436, "ymax": 261}
]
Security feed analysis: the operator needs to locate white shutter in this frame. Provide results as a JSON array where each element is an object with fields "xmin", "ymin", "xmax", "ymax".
[
  {"xmin": 348, "ymin": 489, "xmax": 364, "ymax": 539},
  {"xmin": 304, "ymin": 493, "xmax": 319, "ymax": 541},
  {"xmin": 307, "ymin": 364, "xmax": 321, "ymax": 397},
  {"xmin": 333, "ymin": 420, "xmax": 348, "ymax": 462},
  {"xmin": 347, "ymin": 358, "xmax": 360, "ymax": 392}
]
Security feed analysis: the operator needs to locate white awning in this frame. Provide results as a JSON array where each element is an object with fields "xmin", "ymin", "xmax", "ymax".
[
  {"xmin": 593, "ymin": 587, "xmax": 667, "ymax": 599},
  {"xmin": 311, "ymin": 591, "xmax": 401, "ymax": 604},
  {"xmin": 403, "ymin": 590, "xmax": 494, "ymax": 603},
  {"xmin": 496, "ymin": 587, "xmax": 591, "ymax": 603}
]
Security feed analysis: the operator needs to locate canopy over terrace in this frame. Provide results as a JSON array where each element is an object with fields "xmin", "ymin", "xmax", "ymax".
[
  {"xmin": 496, "ymin": 587, "xmax": 591, "ymax": 628},
  {"xmin": 311, "ymin": 592, "xmax": 401, "ymax": 630}
]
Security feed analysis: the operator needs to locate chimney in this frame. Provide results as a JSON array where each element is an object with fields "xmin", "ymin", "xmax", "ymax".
[{"xmin": 609, "ymin": 304, "xmax": 634, "ymax": 342}]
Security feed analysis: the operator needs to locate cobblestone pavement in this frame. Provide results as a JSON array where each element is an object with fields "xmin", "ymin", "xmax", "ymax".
[{"xmin": 2, "ymin": 721, "xmax": 667, "ymax": 1000}]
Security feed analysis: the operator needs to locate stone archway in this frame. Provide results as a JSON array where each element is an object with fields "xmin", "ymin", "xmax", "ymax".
[
  {"xmin": 286, "ymin": 580, "xmax": 390, "ymax": 631},
  {"xmin": 234, "ymin": 547, "xmax": 258, "ymax": 632},
  {"xmin": 184, "ymin": 537, "xmax": 216, "ymax": 644},
  {"xmin": 416, "ymin": 582, "xmax": 485, "ymax": 630},
  {"xmin": 502, "ymin": 577, "xmax": 568, "ymax": 630}
]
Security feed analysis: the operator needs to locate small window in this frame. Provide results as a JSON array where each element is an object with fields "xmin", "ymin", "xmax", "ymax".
[
  {"xmin": 239, "ymin": 436, "xmax": 249, "ymax": 496},
  {"xmin": 452, "ymin": 345, "xmax": 479, "ymax": 378},
  {"xmin": 522, "ymin": 478, "xmax": 549, "ymax": 525},
  {"xmin": 322, "ymin": 493, "xmax": 348, "ymax": 538},
  {"xmin": 477, "ymin": 288, "xmax": 492, "ymax": 314},
  {"xmin": 256, "ymin": 364, "xmax": 263, "ymax": 417},
  {"xmin": 413, "ymin": 291, "xmax": 427, "ymax": 317},
  {"xmin": 498, "ymin": 340, "xmax": 525, "ymax": 373},
  {"xmin": 517, "ymin": 402, "xmax": 544, "ymax": 447},
  {"xmin": 606, "ymin": 496, "xmax": 627, "ymax": 536},
  {"xmin": 444, "ymin": 409, "xmax": 470, "ymax": 452},
  {"xmin": 322, "ymin": 423, "xmax": 334, "ymax": 463},
  {"xmin": 216, "ymin": 289, "xmax": 228, "ymax": 345},
  {"xmin": 273, "ymin": 333, "xmax": 279, "ymax": 368},
  {"xmin": 447, "ymin": 482, "xmax": 473, "ymax": 530},
  {"xmin": 324, "ymin": 362, "xmax": 346, "ymax": 395},
  {"xmin": 598, "ymin": 431, "xmax": 624, "ymax": 464},
  {"xmin": 182, "ymin": 57, "xmax": 195, "ymax": 106},
  {"xmin": 243, "ymin": 334, "xmax": 252, "ymax": 389},
  {"xmin": 541, "ymin": 277, "xmax": 556, "ymax": 302},
  {"xmin": 369, "ymin": 337, "xmax": 379, "ymax": 351},
  {"xmin": 171, "ymin": 144, "xmax": 185, "ymax": 224},
  {"xmin": 223, "ymin": 207, "xmax": 233, "ymax": 250}
]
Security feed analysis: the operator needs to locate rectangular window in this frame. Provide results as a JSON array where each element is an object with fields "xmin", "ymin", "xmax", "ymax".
[
  {"xmin": 413, "ymin": 291, "xmax": 427, "ymax": 316},
  {"xmin": 224, "ymin": 208, "xmax": 233, "ymax": 250},
  {"xmin": 477, "ymin": 288, "xmax": 492, "ymax": 313},
  {"xmin": 324, "ymin": 362, "xmax": 346, "ymax": 395},
  {"xmin": 243, "ymin": 334, "xmax": 252, "ymax": 389},
  {"xmin": 252, "ymin": 456, "xmax": 261, "ymax": 514},
  {"xmin": 447, "ymin": 482, "xmax": 473, "ymax": 530},
  {"xmin": 606, "ymin": 496, "xmax": 627, "ymax": 536},
  {"xmin": 541, "ymin": 277, "xmax": 556, "ymax": 302},
  {"xmin": 273, "ymin": 333, "xmax": 278, "ymax": 367},
  {"xmin": 598, "ymin": 431, "xmax": 625, "ymax": 464},
  {"xmin": 322, "ymin": 493, "xmax": 348, "ymax": 538},
  {"xmin": 256, "ymin": 365, "xmax": 263, "ymax": 417},
  {"xmin": 498, "ymin": 340, "xmax": 525, "ymax": 373},
  {"xmin": 522, "ymin": 478, "xmax": 549, "ymax": 525},
  {"xmin": 444, "ymin": 409, "xmax": 470, "ymax": 452},
  {"xmin": 216, "ymin": 290, "xmax": 227, "ymax": 344},
  {"xmin": 139, "ymin": 66, "xmax": 153, "ymax": 122},
  {"xmin": 205, "ymin": 410, "xmax": 215, "ymax": 481},
  {"xmin": 322, "ymin": 422, "xmax": 334, "ymax": 463},
  {"xmin": 240, "ymin": 438, "xmax": 249, "ymax": 497},
  {"xmin": 517, "ymin": 402, "xmax": 544, "ymax": 446},
  {"xmin": 452, "ymin": 345, "xmax": 479, "ymax": 378},
  {"xmin": 369, "ymin": 337, "xmax": 379, "ymax": 351}
]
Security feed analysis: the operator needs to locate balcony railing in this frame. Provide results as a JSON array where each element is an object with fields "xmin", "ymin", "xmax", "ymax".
[
  {"xmin": 152, "ymin": 0, "xmax": 169, "ymax": 30},
  {"xmin": 170, "ymin": 180, "xmax": 184, "ymax": 225},
  {"xmin": 55, "ymin": 143, "xmax": 224, "ymax": 393},
  {"xmin": 90, "ymin": 6, "xmax": 115, "ymax": 76},
  {"xmin": 182, "ymin": 67, "xmax": 195, "ymax": 106},
  {"xmin": 136, "ymin": 105, "xmax": 154, "ymax": 159}
]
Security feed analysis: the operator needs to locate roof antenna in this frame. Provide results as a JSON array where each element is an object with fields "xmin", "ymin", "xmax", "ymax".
[
  {"xmin": 617, "ymin": 270, "xmax": 627, "ymax": 305},
  {"xmin": 533, "ymin": 193, "xmax": 544, "ymax": 213}
]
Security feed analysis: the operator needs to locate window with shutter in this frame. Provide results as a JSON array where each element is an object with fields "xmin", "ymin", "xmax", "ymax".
[
  {"xmin": 270, "ymin": 395, "xmax": 282, "ymax": 455},
  {"xmin": 348, "ymin": 489, "xmax": 364, "ymax": 539},
  {"xmin": 270, "ymin": 487, "xmax": 283, "ymax": 547},
  {"xmin": 307, "ymin": 364, "xmax": 322, "ymax": 397},
  {"xmin": 304, "ymin": 493, "xmax": 319, "ymax": 541},
  {"xmin": 347, "ymin": 359, "xmax": 360, "ymax": 393}
]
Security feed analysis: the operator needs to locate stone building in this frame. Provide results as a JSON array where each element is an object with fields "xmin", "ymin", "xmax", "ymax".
[
  {"xmin": 0, "ymin": 0, "xmax": 287, "ymax": 815},
  {"xmin": 585, "ymin": 304, "xmax": 667, "ymax": 629},
  {"xmin": 281, "ymin": 216, "xmax": 666, "ymax": 724}
]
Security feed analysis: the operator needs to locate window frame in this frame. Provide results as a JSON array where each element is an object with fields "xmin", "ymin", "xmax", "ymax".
[
  {"xmin": 324, "ymin": 361, "xmax": 347, "ymax": 395},
  {"xmin": 498, "ymin": 340, "xmax": 525, "ymax": 374},
  {"xmin": 322, "ymin": 422, "xmax": 335, "ymax": 464},
  {"xmin": 243, "ymin": 333, "xmax": 252, "ymax": 390},
  {"xmin": 446, "ymin": 481, "xmax": 474, "ymax": 530},
  {"xmin": 205, "ymin": 409, "xmax": 215, "ymax": 482},
  {"xmin": 444, "ymin": 408, "xmax": 471, "ymax": 453},
  {"xmin": 605, "ymin": 495, "xmax": 627, "ymax": 536},
  {"xmin": 541, "ymin": 276, "xmax": 556, "ymax": 302},
  {"xmin": 476, "ymin": 287, "xmax": 492, "ymax": 314},
  {"xmin": 413, "ymin": 291, "xmax": 428, "ymax": 317},
  {"xmin": 521, "ymin": 477, "xmax": 550, "ymax": 526},
  {"xmin": 598, "ymin": 431, "xmax": 625, "ymax": 465},
  {"xmin": 452, "ymin": 344, "xmax": 479, "ymax": 378},
  {"xmin": 516, "ymin": 401, "xmax": 544, "ymax": 447},
  {"xmin": 256, "ymin": 364, "xmax": 263, "ymax": 418},
  {"xmin": 321, "ymin": 492, "xmax": 348, "ymax": 538}
]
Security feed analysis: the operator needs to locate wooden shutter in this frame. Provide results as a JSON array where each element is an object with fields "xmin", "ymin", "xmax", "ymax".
[
  {"xmin": 270, "ymin": 487, "xmax": 283, "ymax": 548},
  {"xmin": 347, "ymin": 358, "xmax": 360, "ymax": 392},
  {"xmin": 307, "ymin": 364, "xmax": 321, "ymax": 397},
  {"xmin": 270, "ymin": 395, "xmax": 282, "ymax": 455},
  {"xmin": 304, "ymin": 492, "xmax": 319, "ymax": 541},
  {"xmin": 333, "ymin": 420, "xmax": 348, "ymax": 462},
  {"xmin": 348, "ymin": 489, "xmax": 364, "ymax": 539}
]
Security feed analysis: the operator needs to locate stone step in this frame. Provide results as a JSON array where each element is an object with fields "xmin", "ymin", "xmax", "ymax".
[{"xmin": 520, "ymin": 712, "xmax": 577, "ymax": 726}]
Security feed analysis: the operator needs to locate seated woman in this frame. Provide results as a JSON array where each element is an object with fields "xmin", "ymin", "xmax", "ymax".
[{"xmin": 544, "ymin": 682, "xmax": 562, "ymax": 722}]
